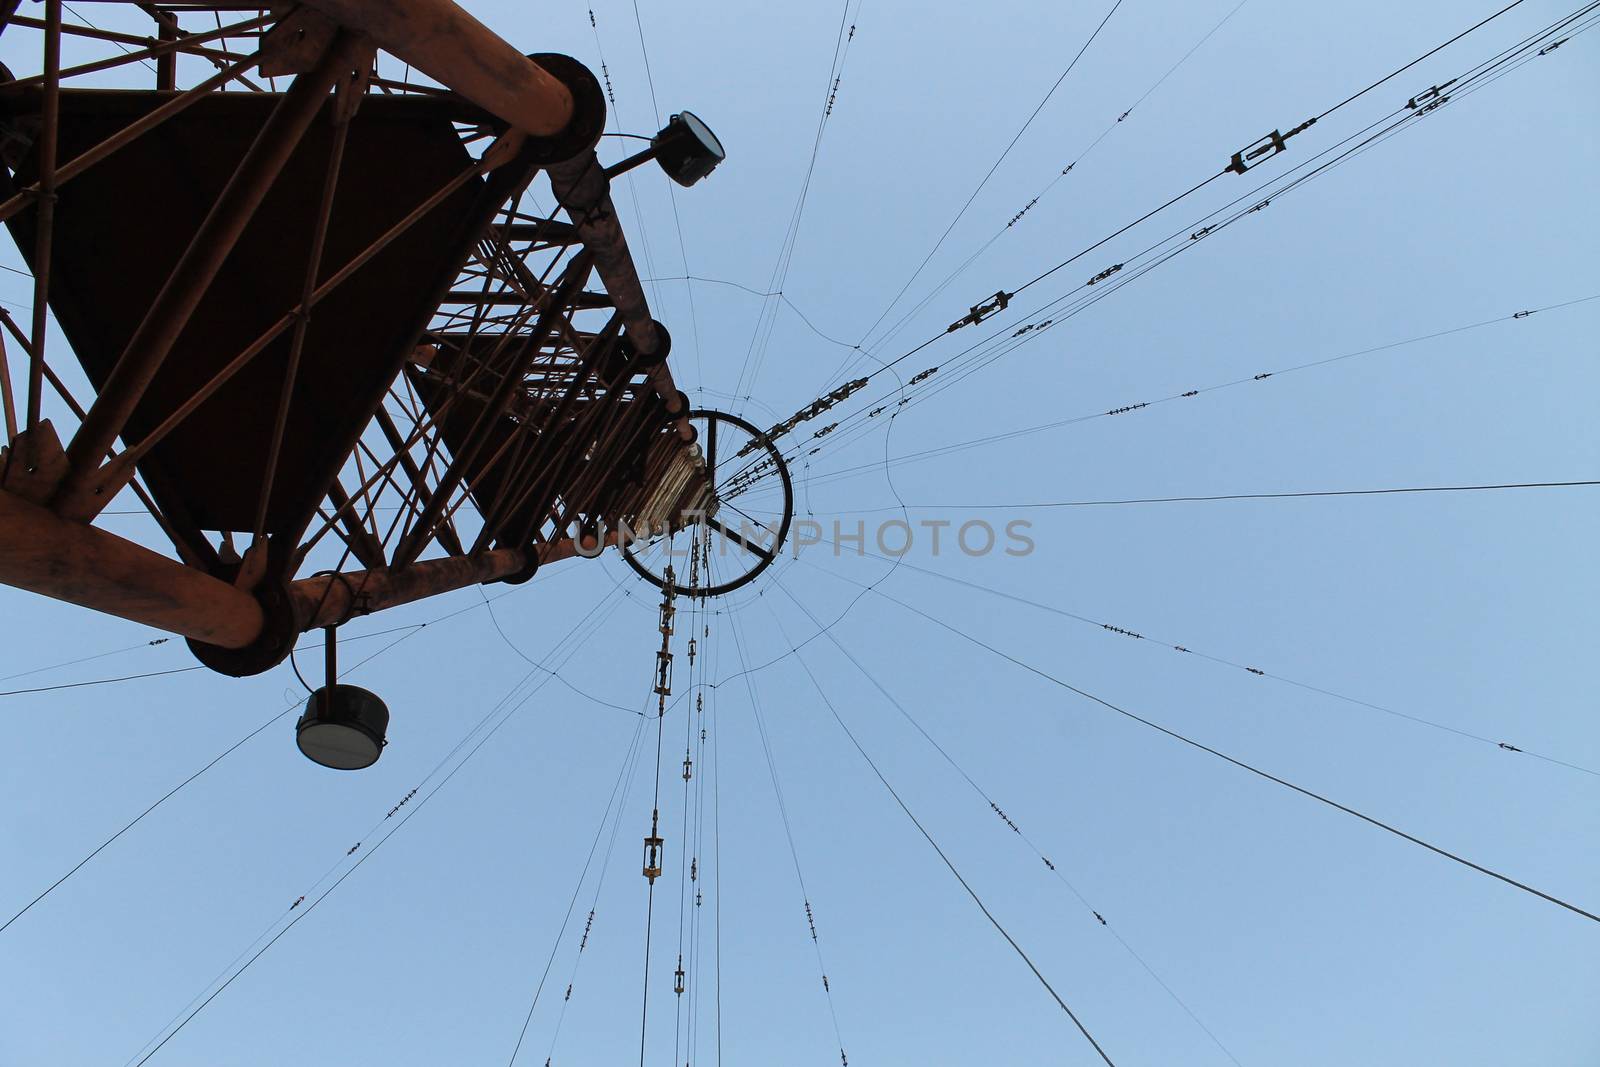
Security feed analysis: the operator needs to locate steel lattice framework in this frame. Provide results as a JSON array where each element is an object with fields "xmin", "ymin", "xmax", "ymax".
[{"xmin": 0, "ymin": 0, "xmax": 717, "ymax": 675}]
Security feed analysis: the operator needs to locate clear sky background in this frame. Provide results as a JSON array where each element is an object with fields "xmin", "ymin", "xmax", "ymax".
[{"xmin": 2, "ymin": 2, "xmax": 1597, "ymax": 1065}]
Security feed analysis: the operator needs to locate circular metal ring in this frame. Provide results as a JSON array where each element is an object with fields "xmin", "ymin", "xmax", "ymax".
[{"xmin": 621, "ymin": 409, "xmax": 793, "ymax": 598}]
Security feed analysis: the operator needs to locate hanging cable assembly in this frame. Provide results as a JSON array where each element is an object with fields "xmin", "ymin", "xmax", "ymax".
[
  {"xmin": 125, "ymin": 587, "xmax": 634, "ymax": 1066},
  {"xmin": 684, "ymin": 557, "xmax": 716, "ymax": 1067},
  {"xmin": 539, "ymin": 685, "xmax": 659, "ymax": 1067},
  {"xmin": 763, "ymin": 601, "xmax": 1116, "ymax": 1066},
  {"xmin": 736, "ymin": 0, "xmax": 1587, "ymax": 485},
  {"xmin": 794, "ymin": 525, "xmax": 1600, "ymax": 780},
  {"xmin": 582, "ymin": 4, "xmax": 667, "ymax": 319},
  {"xmin": 636, "ymin": 556, "xmax": 679, "ymax": 1067},
  {"xmin": 768, "ymin": 581, "xmax": 1244, "ymax": 1065},
  {"xmin": 0, "ymin": 612, "xmax": 467, "ymax": 938},
  {"xmin": 850, "ymin": 0, "xmax": 1128, "ymax": 355},
  {"xmin": 506, "ymin": 713, "xmax": 649, "ymax": 1066},
  {"xmin": 743, "ymin": 7, "xmax": 1598, "ymax": 498},
  {"xmin": 810, "ymin": 565, "xmax": 1600, "ymax": 925},
  {"xmin": 828, "ymin": 0, "xmax": 1249, "ymax": 387},
  {"xmin": 0, "ymin": 635, "xmax": 169, "ymax": 683},
  {"xmin": 671, "ymin": 531, "xmax": 706, "ymax": 1066},
  {"xmin": 629, "ymin": 0, "xmax": 707, "ymax": 387},
  {"xmin": 793, "ymin": 294, "xmax": 1600, "ymax": 492},
  {"xmin": 728, "ymin": 0, "xmax": 864, "ymax": 412},
  {"xmin": 725, "ymin": 602, "xmax": 851, "ymax": 1067}
]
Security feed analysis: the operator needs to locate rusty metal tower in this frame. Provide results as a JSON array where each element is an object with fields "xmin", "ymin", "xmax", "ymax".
[{"xmin": 0, "ymin": 2, "xmax": 772, "ymax": 688}]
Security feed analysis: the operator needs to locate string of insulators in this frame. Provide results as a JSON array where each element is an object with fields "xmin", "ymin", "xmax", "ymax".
[
  {"xmin": 586, "ymin": 9, "xmax": 616, "ymax": 108},
  {"xmin": 1087, "ymin": 263, "xmax": 1123, "ymax": 285},
  {"xmin": 644, "ymin": 571, "xmax": 677, "ymax": 883},
  {"xmin": 1102, "ymin": 624, "xmax": 1143, "ymax": 639},
  {"xmin": 385, "ymin": 787, "xmax": 418, "ymax": 819},
  {"xmin": 579, "ymin": 909, "xmax": 594, "ymax": 951},
  {"xmin": 825, "ymin": 75, "xmax": 841, "ymax": 116},
  {"xmin": 674, "ymin": 955, "xmax": 686, "ymax": 996},
  {"xmin": 655, "ymin": 567, "xmax": 678, "ymax": 715},
  {"xmin": 1011, "ymin": 318, "xmax": 1054, "ymax": 337},
  {"xmin": 722, "ymin": 455, "xmax": 777, "ymax": 497},
  {"xmin": 655, "ymin": 651, "xmax": 674, "ymax": 703},
  {"xmin": 908, "ymin": 366, "xmax": 938, "ymax": 385},
  {"xmin": 643, "ymin": 811, "xmax": 664, "ymax": 883},
  {"xmin": 745, "ymin": 377, "xmax": 868, "ymax": 453},
  {"xmin": 1008, "ymin": 197, "xmax": 1039, "ymax": 227},
  {"xmin": 346, "ymin": 842, "xmax": 361, "ymax": 856},
  {"xmin": 804, "ymin": 900, "xmax": 818, "ymax": 942},
  {"xmin": 989, "ymin": 801, "xmax": 1020, "ymax": 834},
  {"xmin": 1009, "ymin": 303, "xmax": 1556, "ymax": 443}
]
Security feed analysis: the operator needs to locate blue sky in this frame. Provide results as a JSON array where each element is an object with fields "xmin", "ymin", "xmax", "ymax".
[{"xmin": 2, "ymin": 1, "xmax": 1597, "ymax": 1064}]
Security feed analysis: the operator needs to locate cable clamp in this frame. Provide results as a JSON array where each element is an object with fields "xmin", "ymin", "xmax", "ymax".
[
  {"xmin": 1087, "ymin": 263, "xmax": 1123, "ymax": 286},
  {"xmin": 947, "ymin": 290, "xmax": 1011, "ymax": 332},
  {"xmin": 1407, "ymin": 80, "xmax": 1456, "ymax": 110},
  {"xmin": 1227, "ymin": 117, "xmax": 1316, "ymax": 174}
]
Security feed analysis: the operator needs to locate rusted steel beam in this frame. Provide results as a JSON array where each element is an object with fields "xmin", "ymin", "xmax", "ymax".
[
  {"xmin": 25, "ymin": 0, "xmax": 60, "ymax": 434},
  {"xmin": 156, "ymin": 17, "xmax": 177, "ymax": 91},
  {"xmin": 55, "ymin": 30, "xmax": 363, "ymax": 518},
  {"xmin": 545, "ymin": 150, "xmax": 693, "ymax": 443},
  {"xmin": 297, "ymin": 0, "xmax": 575, "ymax": 136},
  {"xmin": 0, "ymin": 484, "xmax": 612, "ymax": 656},
  {"xmin": 0, "ymin": 487, "xmax": 264, "ymax": 647},
  {"xmin": 287, "ymin": 534, "xmax": 601, "ymax": 631}
]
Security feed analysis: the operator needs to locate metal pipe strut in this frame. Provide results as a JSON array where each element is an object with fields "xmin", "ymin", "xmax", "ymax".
[
  {"xmin": 298, "ymin": 0, "xmax": 575, "ymax": 136},
  {"xmin": 0, "ymin": 486, "xmax": 606, "ymax": 652},
  {"xmin": 0, "ymin": 487, "xmax": 264, "ymax": 647},
  {"xmin": 546, "ymin": 150, "xmax": 694, "ymax": 442}
]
